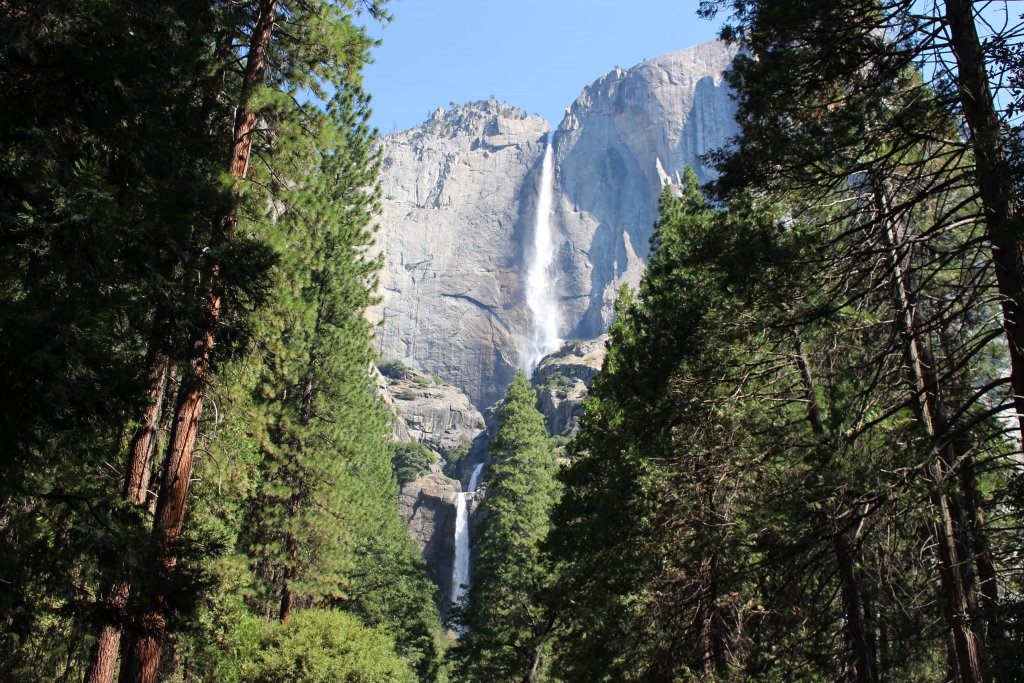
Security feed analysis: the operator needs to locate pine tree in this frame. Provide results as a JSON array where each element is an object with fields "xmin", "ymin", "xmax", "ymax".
[
  {"xmin": 544, "ymin": 171, "xmax": 1010, "ymax": 681},
  {"xmin": 237, "ymin": 80, "xmax": 443, "ymax": 678},
  {"xmin": 696, "ymin": 2, "xmax": 1024, "ymax": 676},
  {"xmin": 0, "ymin": 2, "xmax": 240, "ymax": 679},
  {"xmin": 117, "ymin": 2, "xmax": 394, "ymax": 678},
  {"xmin": 699, "ymin": 1, "xmax": 1024, "ymax": 455},
  {"xmin": 450, "ymin": 371, "xmax": 559, "ymax": 683},
  {"xmin": 0, "ymin": 1, "xmax": 443, "ymax": 680},
  {"xmin": 546, "ymin": 178, "xmax": 790, "ymax": 682}
]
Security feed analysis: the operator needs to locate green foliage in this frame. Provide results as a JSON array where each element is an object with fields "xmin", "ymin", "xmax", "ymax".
[
  {"xmin": 449, "ymin": 372, "xmax": 559, "ymax": 682},
  {"xmin": 543, "ymin": 167, "xmax": 1005, "ymax": 681},
  {"xmin": 0, "ymin": 1, "xmax": 252, "ymax": 677},
  {"xmin": 692, "ymin": 2, "xmax": 1024, "ymax": 679},
  {"xmin": 541, "ymin": 372, "xmax": 574, "ymax": 393},
  {"xmin": 235, "ymin": 71, "xmax": 443, "ymax": 681},
  {"xmin": 235, "ymin": 608, "xmax": 416, "ymax": 683},
  {"xmin": 393, "ymin": 441, "xmax": 438, "ymax": 486},
  {"xmin": 547, "ymin": 175, "xmax": 794, "ymax": 682},
  {"xmin": 447, "ymin": 438, "xmax": 473, "ymax": 466},
  {"xmin": 0, "ymin": 0, "xmax": 446, "ymax": 680}
]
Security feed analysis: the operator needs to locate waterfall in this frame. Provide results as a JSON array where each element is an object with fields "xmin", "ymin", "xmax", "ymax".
[
  {"xmin": 525, "ymin": 133, "xmax": 562, "ymax": 373},
  {"xmin": 450, "ymin": 462, "xmax": 485, "ymax": 608}
]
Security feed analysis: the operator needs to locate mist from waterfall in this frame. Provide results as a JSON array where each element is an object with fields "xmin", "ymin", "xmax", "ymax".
[
  {"xmin": 525, "ymin": 133, "xmax": 562, "ymax": 373},
  {"xmin": 450, "ymin": 461, "xmax": 485, "ymax": 612}
]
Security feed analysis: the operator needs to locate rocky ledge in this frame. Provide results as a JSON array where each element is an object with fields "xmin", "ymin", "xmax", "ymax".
[{"xmin": 532, "ymin": 335, "xmax": 608, "ymax": 438}]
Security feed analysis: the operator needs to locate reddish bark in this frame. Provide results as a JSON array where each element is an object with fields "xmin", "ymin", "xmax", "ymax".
[
  {"xmin": 124, "ymin": 351, "xmax": 171, "ymax": 505},
  {"xmin": 84, "ymin": 347, "xmax": 171, "ymax": 683},
  {"xmin": 118, "ymin": 2, "xmax": 278, "ymax": 680}
]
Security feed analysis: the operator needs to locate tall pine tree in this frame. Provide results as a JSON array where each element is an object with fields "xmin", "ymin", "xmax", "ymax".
[{"xmin": 450, "ymin": 371, "xmax": 559, "ymax": 683}]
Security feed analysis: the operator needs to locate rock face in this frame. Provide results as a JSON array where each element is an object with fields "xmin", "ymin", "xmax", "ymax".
[
  {"xmin": 554, "ymin": 42, "xmax": 738, "ymax": 339},
  {"xmin": 374, "ymin": 39, "xmax": 737, "ymax": 420},
  {"xmin": 374, "ymin": 101, "xmax": 550, "ymax": 409},
  {"xmin": 377, "ymin": 361, "xmax": 489, "ymax": 597},
  {"xmin": 532, "ymin": 336, "xmax": 608, "ymax": 437},
  {"xmin": 398, "ymin": 473, "xmax": 460, "ymax": 598},
  {"xmin": 378, "ymin": 361, "xmax": 486, "ymax": 458}
]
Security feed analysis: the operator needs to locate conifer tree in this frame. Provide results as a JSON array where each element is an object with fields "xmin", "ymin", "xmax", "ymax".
[
  {"xmin": 0, "ymin": 1, "xmax": 444, "ymax": 680},
  {"xmin": 699, "ymin": 0, "xmax": 1024, "ymax": 452},
  {"xmin": 117, "ymin": 2, "xmax": 393, "ymax": 679},
  {"xmin": 0, "ymin": 2, "xmax": 239, "ymax": 679},
  {"xmin": 450, "ymin": 371, "xmax": 559, "ymax": 683},
  {"xmin": 695, "ymin": 2, "xmax": 1024, "ymax": 677},
  {"xmin": 544, "ymin": 170, "xmax": 1018, "ymax": 681},
  {"xmin": 547, "ymin": 178, "xmax": 788, "ymax": 681},
  {"xmin": 238, "ymin": 81, "xmax": 443, "ymax": 678}
]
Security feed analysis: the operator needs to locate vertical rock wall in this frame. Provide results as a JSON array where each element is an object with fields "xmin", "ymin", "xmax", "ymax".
[{"xmin": 373, "ymin": 41, "xmax": 738, "ymax": 407}]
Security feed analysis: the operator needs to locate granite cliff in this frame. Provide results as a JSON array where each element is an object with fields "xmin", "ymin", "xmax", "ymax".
[
  {"xmin": 374, "ymin": 41, "xmax": 738, "ymax": 407},
  {"xmin": 376, "ymin": 362, "xmax": 488, "ymax": 596}
]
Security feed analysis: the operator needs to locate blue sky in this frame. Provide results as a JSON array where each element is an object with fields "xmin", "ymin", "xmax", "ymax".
[{"xmin": 363, "ymin": 1, "xmax": 723, "ymax": 134}]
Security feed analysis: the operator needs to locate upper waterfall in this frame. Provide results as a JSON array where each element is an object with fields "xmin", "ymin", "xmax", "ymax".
[
  {"xmin": 373, "ymin": 42, "xmax": 739, "ymax": 406},
  {"xmin": 524, "ymin": 133, "xmax": 562, "ymax": 373}
]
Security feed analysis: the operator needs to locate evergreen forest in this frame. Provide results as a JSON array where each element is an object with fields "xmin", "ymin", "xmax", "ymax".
[{"xmin": 2, "ymin": 1, "xmax": 1024, "ymax": 682}]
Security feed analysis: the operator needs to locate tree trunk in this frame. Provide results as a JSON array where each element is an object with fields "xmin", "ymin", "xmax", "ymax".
[
  {"xmin": 278, "ymin": 307, "xmax": 320, "ymax": 624},
  {"xmin": 870, "ymin": 178, "xmax": 985, "ymax": 683},
  {"xmin": 86, "ymin": 582, "xmax": 131, "ymax": 683},
  {"xmin": 525, "ymin": 645, "xmax": 543, "ymax": 683},
  {"xmin": 120, "ymin": 332, "xmax": 213, "ymax": 683},
  {"xmin": 835, "ymin": 535, "xmax": 878, "ymax": 683},
  {"xmin": 944, "ymin": 0, "xmax": 1024, "ymax": 444},
  {"xmin": 84, "ymin": 345, "xmax": 171, "ymax": 683},
  {"xmin": 279, "ymin": 494, "xmax": 300, "ymax": 624},
  {"xmin": 957, "ymin": 444, "xmax": 1002, "ymax": 642},
  {"xmin": 938, "ymin": 328, "xmax": 1005, "ymax": 647},
  {"xmin": 119, "ymin": 3, "xmax": 277, "ymax": 680},
  {"xmin": 123, "ymin": 350, "xmax": 171, "ymax": 504},
  {"xmin": 793, "ymin": 335, "xmax": 878, "ymax": 683},
  {"xmin": 148, "ymin": 365, "xmax": 178, "ymax": 517}
]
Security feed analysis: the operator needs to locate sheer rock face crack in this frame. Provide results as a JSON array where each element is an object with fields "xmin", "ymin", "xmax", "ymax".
[{"xmin": 372, "ymin": 41, "xmax": 738, "ymax": 408}]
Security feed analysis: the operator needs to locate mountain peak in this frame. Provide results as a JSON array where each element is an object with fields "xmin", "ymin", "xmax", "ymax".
[{"xmin": 374, "ymin": 44, "xmax": 738, "ymax": 406}]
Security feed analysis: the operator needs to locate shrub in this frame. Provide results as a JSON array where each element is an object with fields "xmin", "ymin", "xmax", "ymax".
[
  {"xmin": 237, "ymin": 609, "xmax": 416, "ymax": 683},
  {"xmin": 377, "ymin": 359, "xmax": 414, "ymax": 381}
]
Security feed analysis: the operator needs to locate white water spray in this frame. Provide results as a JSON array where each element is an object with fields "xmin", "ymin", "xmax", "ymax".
[
  {"xmin": 525, "ymin": 133, "xmax": 562, "ymax": 373},
  {"xmin": 450, "ymin": 462, "xmax": 485, "ymax": 608}
]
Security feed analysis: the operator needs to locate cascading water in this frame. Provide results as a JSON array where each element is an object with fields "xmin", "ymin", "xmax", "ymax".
[
  {"xmin": 525, "ymin": 133, "xmax": 562, "ymax": 373},
  {"xmin": 450, "ymin": 461, "xmax": 485, "ymax": 609}
]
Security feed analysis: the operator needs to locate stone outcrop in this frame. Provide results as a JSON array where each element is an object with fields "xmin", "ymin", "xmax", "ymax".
[
  {"xmin": 373, "ymin": 42, "xmax": 738, "ymax": 407},
  {"xmin": 378, "ymin": 361, "xmax": 486, "ymax": 458},
  {"xmin": 532, "ymin": 335, "xmax": 608, "ymax": 437},
  {"xmin": 373, "ymin": 100, "xmax": 550, "ymax": 408},
  {"xmin": 377, "ymin": 361, "xmax": 489, "ymax": 597}
]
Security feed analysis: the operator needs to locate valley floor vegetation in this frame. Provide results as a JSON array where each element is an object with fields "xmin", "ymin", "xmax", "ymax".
[
  {"xmin": 2, "ymin": 1, "xmax": 441, "ymax": 681},
  {"xmin": 2, "ymin": 0, "xmax": 1024, "ymax": 682},
  {"xmin": 451, "ymin": 1, "xmax": 1024, "ymax": 681}
]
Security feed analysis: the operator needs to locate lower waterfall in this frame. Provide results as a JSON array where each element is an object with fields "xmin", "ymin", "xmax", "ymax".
[{"xmin": 450, "ymin": 461, "xmax": 485, "ymax": 610}]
